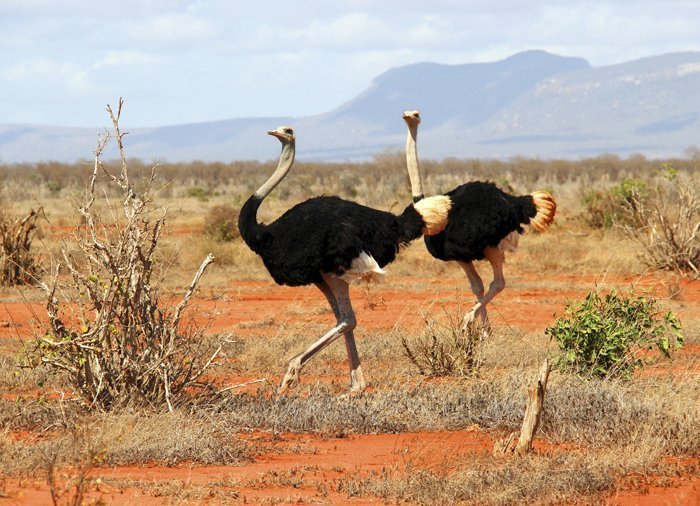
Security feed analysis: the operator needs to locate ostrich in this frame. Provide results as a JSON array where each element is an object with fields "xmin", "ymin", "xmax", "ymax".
[
  {"xmin": 238, "ymin": 125, "xmax": 451, "ymax": 393},
  {"xmin": 402, "ymin": 110, "xmax": 556, "ymax": 333}
]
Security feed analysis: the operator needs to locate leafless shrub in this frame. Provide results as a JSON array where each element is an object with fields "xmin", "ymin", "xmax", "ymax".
[
  {"xmin": 401, "ymin": 305, "xmax": 484, "ymax": 377},
  {"xmin": 0, "ymin": 207, "xmax": 41, "ymax": 286},
  {"xmin": 617, "ymin": 168, "xmax": 700, "ymax": 276},
  {"xmin": 28, "ymin": 99, "xmax": 223, "ymax": 411}
]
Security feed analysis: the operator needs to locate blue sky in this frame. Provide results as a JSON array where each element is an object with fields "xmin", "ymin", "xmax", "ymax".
[{"xmin": 1, "ymin": 1, "xmax": 699, "ymax": 128}]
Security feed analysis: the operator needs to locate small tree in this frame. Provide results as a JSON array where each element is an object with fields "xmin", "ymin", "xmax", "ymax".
[
  {"xmin": 31, "ymin": 99, "xmax": 221, "ymax": 410},
  {"xmin": 0, "ymin": 207, "xmax": 41, "ymax": 286},
  {"xmin": 546, "ymin": 289, "xmax": 683, "ymax": 380}
]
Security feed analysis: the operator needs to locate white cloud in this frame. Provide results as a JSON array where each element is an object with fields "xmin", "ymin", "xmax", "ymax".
[
  {"xmin": 3, "ymin": 59, "xmax": 92, "ymax": 93},
  {"xmin": 125, "ymin": 13, "xmax": 215, "ymax": 44},
  {"xmin": 93, "ymin": 51, "xmax": 164, "ymax": 69}
]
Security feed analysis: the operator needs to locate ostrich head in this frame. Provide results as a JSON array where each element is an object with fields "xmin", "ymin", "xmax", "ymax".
[
  {"xmin": 268, "ymin": 126, "xmax": 295, "ymax": 143},
  {"xmin": 402, "ymin": 110, "xmax": 421, "ymax": 127}
]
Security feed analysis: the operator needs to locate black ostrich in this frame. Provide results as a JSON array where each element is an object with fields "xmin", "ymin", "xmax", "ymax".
[
  {"xmin": 402, "ymin": 110, "xmax": 556, "ymax": 333},
  {"xmin": 238, "ymin": 125, "xmax": 451, "ymax": 393}
]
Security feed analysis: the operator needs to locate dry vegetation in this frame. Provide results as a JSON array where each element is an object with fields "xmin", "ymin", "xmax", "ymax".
[{"xmin": 0, "ymin": 141, "xmax": 698, "ymax": 504}]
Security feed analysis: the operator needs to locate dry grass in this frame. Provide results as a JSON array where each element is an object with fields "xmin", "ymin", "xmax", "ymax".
[
  {"xmin": 99, "ymin": 477, "xmax": 241, "ymax": 504},
  {"xmin": 332, "ymin": 447, "xmax": 692, "ymax": 506},
  {"xmin": 0, "ymin": 410, "xmax": 254, "ymax": 477}
]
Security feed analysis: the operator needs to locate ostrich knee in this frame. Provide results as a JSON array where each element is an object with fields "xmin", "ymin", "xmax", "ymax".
[
  {"xmin": 341, "ymin": 314, "xmax": 357, "ymax": 334},
  {"xmin": 490, "ymin": 277, "xmax": 505, "ymax": 296}
]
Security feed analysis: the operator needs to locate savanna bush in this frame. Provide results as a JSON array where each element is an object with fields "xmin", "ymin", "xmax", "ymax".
[
  {"xmin": 401, "ymin": 307, "xmax": 484, "ymax": 377},
  {"xmin": 29, "ymin": 100, "xmax": 223, "ymax": 411},
  {"xmin": 617, "ymin": 166, "xmax": 700, "ymax": 276},
  {"xmin": 546, "ymin": 289, "xmax": 683, "ymax": 380},
  {"xmin": 0, "ymin": 207, "xmax": 41, "ymax": 286},
  {"xmin": 204, "ymin": 204, "xmax": 239, "ymax": 242},
  {"xmin": 581, "ymin": 177, "xmax": 648, "ymax": 229}
]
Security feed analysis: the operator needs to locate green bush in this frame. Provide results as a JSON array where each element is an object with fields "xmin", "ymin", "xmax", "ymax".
[
  {"xmin": 187, "ymin": 186, "xmax": 211, "ymax": 202},
  {"xmin": 546, "ymin": 290, "xmax": 683, "ymax": 379}
]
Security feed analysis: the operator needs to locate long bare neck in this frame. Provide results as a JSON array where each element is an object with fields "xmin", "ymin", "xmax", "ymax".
[
  {"xmin": 405, "ymin": 123, "xmax": 424, "ymax": 202},
  {"xmin": 238, "ymin": 140, "xmax": 295, "ymax": 252},
  {"xmin": 255, "ymin": 141, "xmax": 295, "ymax": 199}
]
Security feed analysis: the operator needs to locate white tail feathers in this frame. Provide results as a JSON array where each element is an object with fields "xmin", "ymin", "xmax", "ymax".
[
  {"xmin": 413, "ymin": 195, "xmax": 452, "ymax": 235},
  {"xmin": 530, "ymin": 190, "xmax": 557, "ymax": 232},
  {"xmin": 340, "ymin": 251, "xmax": 386, "ymax": 284},
  {"xmin": 498, "ymin": 230, "xmax": 520, "ymax": 252}
]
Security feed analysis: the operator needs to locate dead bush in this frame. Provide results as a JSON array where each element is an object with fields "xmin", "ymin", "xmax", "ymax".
[
  {"xmin": 0, "ymin": 207, "xmax": 41, "ymax": 286},
  {"xmin": 401, "ymin": 305, "xmax": 484, "ymax": 377},
  {"xmin": 617, "ymin": 167, "xmax": 700, "ymax": 276},
  {"xmin": 28, "ymin": 100, "xmax": 224, "ymax": 411}
]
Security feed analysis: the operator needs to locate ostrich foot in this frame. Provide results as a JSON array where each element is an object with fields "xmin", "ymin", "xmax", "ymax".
[
  {"xmin": 461, "ymin": 305, "xmax": 481, "ymax": 333},
  {"xmin": 279, "ymin": 356, "xmax": 303, "ymax": 394},
  {"xmin": 461, "ymin": 304, "xmax": 491, "ymax": 338},
  {"xmin": 349, "ymin": 366, "xmax": 367, "ymax": 394}
]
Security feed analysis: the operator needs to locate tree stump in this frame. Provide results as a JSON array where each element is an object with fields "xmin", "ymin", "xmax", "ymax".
[{"xmin": 494, "ymin": 358, "xmax": 551, "ymax": 456}]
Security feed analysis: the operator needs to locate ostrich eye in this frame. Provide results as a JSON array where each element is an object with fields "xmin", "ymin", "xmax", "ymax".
[{"xmin": 284, "ymin": 128, "xmax": 293, "ymax": 135}]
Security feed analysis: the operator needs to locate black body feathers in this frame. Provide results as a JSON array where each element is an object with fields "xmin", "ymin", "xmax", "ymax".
[
  {"xmin": 239, "ymin": 195, "xmax": 424, "ymax": 286},
  {"xmin": 425, "ymin": 181, "xmax": 537, "ymax": 262}
]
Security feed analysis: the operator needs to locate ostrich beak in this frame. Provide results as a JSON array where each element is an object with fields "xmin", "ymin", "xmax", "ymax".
[{"xmin": 268, "ymin": 130, "xmax": 281, "ymax": 137}]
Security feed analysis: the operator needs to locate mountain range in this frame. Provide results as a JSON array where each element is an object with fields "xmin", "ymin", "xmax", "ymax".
[{"xmin": 1, "ymin": 50, "xmax": 699, "ymax": 163}]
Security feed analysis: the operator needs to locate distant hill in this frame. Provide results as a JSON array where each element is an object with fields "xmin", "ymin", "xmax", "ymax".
[{"xmin": 1, "ymin": 50, "xmax": 699, "ymax": 163}]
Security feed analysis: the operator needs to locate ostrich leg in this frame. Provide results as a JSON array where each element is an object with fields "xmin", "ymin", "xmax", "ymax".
[
  {"xmin": 461, "ymin": 248, "xmax": 506, "ymax": 335},
  {"xmin": 457, "ymin": 260, "xmax": 490, "ymax": 333},
  {"xmin": 315, "ymin": 275, "xmax": 366, "ymax": 392},
  {"xmin": 279, "ymin": 273, "xmax": 364, "ymax": 393}
]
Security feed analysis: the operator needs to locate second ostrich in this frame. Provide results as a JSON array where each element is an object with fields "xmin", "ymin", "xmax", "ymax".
[
  {"xmin": 239, "ymin": 126, "xmax": 451, "ymax": 393},
  {"xmin": 402, "ymin": 110, "xmax": 556, "ymax": 333}
]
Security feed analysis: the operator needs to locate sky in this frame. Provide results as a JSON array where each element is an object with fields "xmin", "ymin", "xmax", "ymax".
[{"xmin": 1, "ymin": 1, "xmax": 699, "ymax": 128}]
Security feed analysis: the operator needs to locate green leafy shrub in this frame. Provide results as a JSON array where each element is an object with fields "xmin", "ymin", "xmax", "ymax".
[
  {"xmin": 546, "ymin": 290, "xmax": 683, "ymax": 379},
  {"xmin": 203, "ymin": 204, "xmax": 239, "ymax": 242},
  {"xmin": 187, "ymin": 186, "xmax": 211, "ymax": 202}
]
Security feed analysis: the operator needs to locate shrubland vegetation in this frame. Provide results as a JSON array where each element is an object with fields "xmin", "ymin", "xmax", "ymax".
[
  {"xmin": 547, "ymin": 289, "xmax": 684, "ymax": 379},
  {"xmin": 0, "ymin": 207, "xmax": 42, "ymax": 286},
  {"xmin": 0, "ymin": 126, "xmax": 698, "ymax": 503}
]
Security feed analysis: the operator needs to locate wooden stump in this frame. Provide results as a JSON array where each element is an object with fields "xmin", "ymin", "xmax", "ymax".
[{"xmin": 494, "ymin": 358, "xmax": 551, "ymax": 456}]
